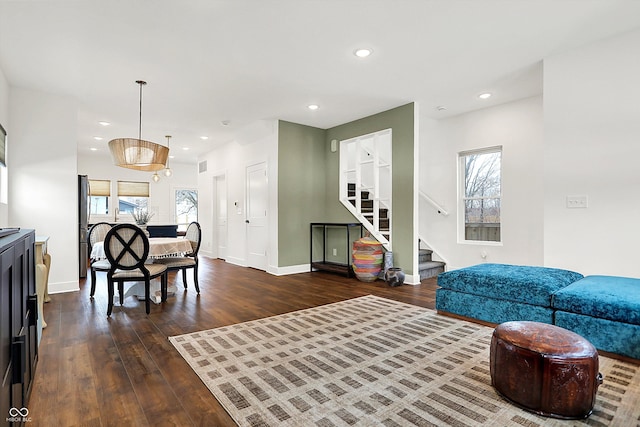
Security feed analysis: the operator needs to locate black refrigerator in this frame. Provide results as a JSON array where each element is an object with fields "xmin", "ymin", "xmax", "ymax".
[{"xmin": 78, "ymin": 175, "xmax": 89, "ymax": 277}]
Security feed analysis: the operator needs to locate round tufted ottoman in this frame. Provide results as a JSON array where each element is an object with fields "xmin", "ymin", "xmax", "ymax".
[{"xmin": 489, "ymin": 321, "xmax": 602, "ymax": 419}]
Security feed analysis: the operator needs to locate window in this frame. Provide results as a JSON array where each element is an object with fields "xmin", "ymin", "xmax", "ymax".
[
  {"xmin": 459, "ymin": 147, "xmax": 502, "ymax": 242},
  {"xmin": 0, "ymin": 164, "xmax": 7, "ymax": 205},
  {"xmin": 175, "ymin": 189, "xmax": 198, "ymax": 231},
  {"xmin": 117, "ymin": 181, "xmax": 149, "ymax": 216},
  {"xmin": 0, "ymin": 122, "xmax": 6, "ymax": 168},
  {"xmin": 0, "ymin": 125, "xmax": 7, "ymax": 204},
  {"xmin": 89, "ymin": 179, "xmax": 111, "ymax": 215}
]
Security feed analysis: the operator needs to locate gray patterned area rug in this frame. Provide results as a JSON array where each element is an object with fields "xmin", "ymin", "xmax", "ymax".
[{"xmin": 169, "ymin": 295, "xmax": 640, "ymax": 427}]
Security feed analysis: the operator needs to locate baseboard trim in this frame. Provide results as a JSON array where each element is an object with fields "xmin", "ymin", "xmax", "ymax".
[
  {"xmin": 269, "ymin": 264, "xmax": 310, "ymax": 276},
  {"xmin": 49, "ymin": 280, "xmax": 80, "ymax": 294},
  {"xmin": 225, "ymin": 256, "xmax": 247, "ymax": 268},
  {"xmin": 404, "ymin": 274, "xmax": 421, "ymax": 286}
]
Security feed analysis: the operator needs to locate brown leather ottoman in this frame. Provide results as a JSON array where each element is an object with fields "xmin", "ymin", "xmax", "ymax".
[{"xmin": 490, "ymin": 321, "xmax": 602, "ymax": 419}]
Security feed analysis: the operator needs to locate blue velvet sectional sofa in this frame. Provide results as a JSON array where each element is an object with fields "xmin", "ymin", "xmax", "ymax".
[{"xmin": 436, "ymin": 263, "xmax": 640, "ymax": 360}]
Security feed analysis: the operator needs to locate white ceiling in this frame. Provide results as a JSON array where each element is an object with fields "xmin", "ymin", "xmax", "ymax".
[{"xmin": 1, "ymin": 1, "xmax": 640, "ymax": 164}]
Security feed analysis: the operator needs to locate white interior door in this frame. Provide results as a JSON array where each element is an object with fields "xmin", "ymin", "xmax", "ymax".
[
  {"xmin": 246, "ymin": 162, "xmax": 268, "ymax": 270},
  {"xmin": 215, "ymin": 174, "xmax": 228, "ymax": 260}
]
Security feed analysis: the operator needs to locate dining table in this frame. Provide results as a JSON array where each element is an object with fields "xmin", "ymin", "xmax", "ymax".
[{"xmin": 90, "ymin": 237, "xmax": 193, "ymax": 303}]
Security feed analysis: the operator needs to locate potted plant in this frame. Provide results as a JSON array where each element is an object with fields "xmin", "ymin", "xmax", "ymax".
[{"xmin": 131, "ymin": 208, "xmax": 154, "ymax": 228}]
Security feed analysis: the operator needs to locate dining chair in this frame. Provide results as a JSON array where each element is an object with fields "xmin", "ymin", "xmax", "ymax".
[
  {"xmin": 103, "ymin": 224, "xmax": 168, "ymax": 316},
  {"xmin": 155, "ymin": 221, "xmax": 201, "ymax": 293},
  {"xmin": 88, "ymin": 222, "xmax": 113, "ymax": 299}
]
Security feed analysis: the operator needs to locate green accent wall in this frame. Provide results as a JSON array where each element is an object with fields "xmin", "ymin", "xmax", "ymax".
[
  {"xmin": 325, "ymin": 103, "xmax": 416, "ymax": 275},
  {"xmin": 277, "ymin": 121, "xmax": 327, "ymax": 266},
  {"xmin": 277, "ymin": 103, "xmax": 416, "ymax": 275}
]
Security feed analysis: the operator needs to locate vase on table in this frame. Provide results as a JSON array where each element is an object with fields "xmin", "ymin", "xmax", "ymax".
[
  {"xmin": 352, "ymin": 236, "xmax": 383, "ymax": 282},
  {"xmin": 384, "ymin": 267, "xmax": 405, "ymax": 287},
  {"xmin": 137, "ymin": 224, "xmax": 150, "ymax": 237}
]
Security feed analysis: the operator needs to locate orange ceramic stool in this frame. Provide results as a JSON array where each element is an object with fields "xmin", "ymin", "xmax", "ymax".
[{"xmin": 490, "ymin": 321, "xmax": 602, "ymax": 419}]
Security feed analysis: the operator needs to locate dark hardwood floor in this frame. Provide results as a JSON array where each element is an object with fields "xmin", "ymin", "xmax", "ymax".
[{"xmin": 30, "ymin": 257, "xmax": 437, "ymax": 426}]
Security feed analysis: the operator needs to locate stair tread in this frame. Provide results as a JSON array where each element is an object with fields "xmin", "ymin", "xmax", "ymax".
[{"xmin": 419, "ymin": 260, "xmax": 445, "ymax": 269}]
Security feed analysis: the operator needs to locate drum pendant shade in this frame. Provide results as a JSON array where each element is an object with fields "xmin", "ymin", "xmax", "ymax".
[
  {"xmin": 109, "ymin": 138, "xmax": 168, "ymax": 171},
  {"xmin": 108, "ymin": 80, "xmax": 169, "ymax": 171}
]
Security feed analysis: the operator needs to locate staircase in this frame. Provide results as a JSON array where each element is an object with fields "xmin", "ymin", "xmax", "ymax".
[
  {"xmin": 349, "ymin": 181, "xmax": 446, "ymax": 281},
  {"xmin": 339, "ymin": 129, "xmax": 447, "ymax": 281},
  {"xmin": 347, "ymin": 183, "xmax": 390, "ymax": 243},
  {"xmin": 419, "ymin": 248, "xmax": 446, "ymax": 280}
]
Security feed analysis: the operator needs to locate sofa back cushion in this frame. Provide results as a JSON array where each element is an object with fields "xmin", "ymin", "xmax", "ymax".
[
  {"xmin": 437, "ymin": 263, "xmax": 583, "ymax": 306},
  {"xmin": 552, "ymin": 275, "xmax": 640, "ymax": 325}
]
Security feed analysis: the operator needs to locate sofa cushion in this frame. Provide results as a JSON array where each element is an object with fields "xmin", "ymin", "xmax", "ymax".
[
  {"xmin": 437, "ymin": 263, "xmax": 583, "ymax": 306},
  {"xmin": 436, "ymin": 288, "xmax": 555, "ymax": 325},
  {"xmin": 555, "ymin": 311, "xmax": 640, "ymax": 359},
  {"xmin": 552, "ymin": 275, "xmax": 640, "ymax": 325}
]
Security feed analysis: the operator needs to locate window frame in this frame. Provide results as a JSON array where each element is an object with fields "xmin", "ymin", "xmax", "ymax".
[
  {"xmin": 116, "ymin": 180, "xmax": 150, "ymax": 221},
  {"xmin": 88, "ymin": 179, "xmax": 111, "ymax": 217},
  {"xmin": 172, "ymin": 186, "xmax": 198, "ymax": 231},
  {"xmin": 458, "ymin": 146, "xmax": 503, "ymax": 245}
]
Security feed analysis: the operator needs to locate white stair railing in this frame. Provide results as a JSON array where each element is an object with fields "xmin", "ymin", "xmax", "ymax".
[{"xmin": 419, "ymin": 190, "xmax": 449, "ymax": 216}]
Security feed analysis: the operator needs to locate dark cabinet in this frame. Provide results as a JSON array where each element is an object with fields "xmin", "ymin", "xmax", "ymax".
[{"xmin": 0, "ymin": 229, "xmax": 37, "ymax": 425}]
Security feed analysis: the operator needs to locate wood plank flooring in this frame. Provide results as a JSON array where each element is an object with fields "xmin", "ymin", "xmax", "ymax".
[{"xmin": 30, "ymin": 258, "xmax": 437, "ymax": 426}]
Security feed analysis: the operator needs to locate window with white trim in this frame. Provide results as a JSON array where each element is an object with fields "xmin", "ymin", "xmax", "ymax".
[
  {"xmin": 117, "ymin": 180, "xmax": 149, "ymax": 218},
  {"xmin": 174, "ymin": 188, "xmax": 198, "ymax": 232},
  {"xmin": 459, "ymin": 147, "xmax": 502, "ymax": 242},
  {"xmin": 89, "ymin": 179, "xmax": 111, "ymax": 215}
]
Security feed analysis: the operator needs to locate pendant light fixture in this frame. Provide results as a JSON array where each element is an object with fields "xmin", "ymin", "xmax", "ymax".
[
  {"xmin": 163, "ymin": 135, "xmax": 173, "ymax": 177},
  {"xmin": 108, "ymin": 80, "xmax": 169, "ymax": 171}
]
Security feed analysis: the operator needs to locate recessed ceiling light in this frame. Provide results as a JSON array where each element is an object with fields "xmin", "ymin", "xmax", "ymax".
[
  {"xmin": 200, "ymin": 136, "xmax": 209, "ymax": 140},
  {"xmin": 307, "ymin": 104, "xmax": 319, "ymax": 111},
  {"xmin": 354, "ymin": 48, "xmax": 372, "ymax": 58},
  {"xmin": 182, "ymin": 147, "xmax": 190, "ymax": 151},
  {"xmin": 93, "ymin": 136, "xmax": 103, "ymax": 140},
  {"xmin": 90, "ymin": 147, "xmax": 98, "ymax": 151},
  {"xmin": 169, "ymin": 155, "xmax": 175, "ymax": 159},
  {"xmin": 478, "ymin": 93, "xmax": 492, "ymax": 100},
  {"xmin": 98, "ymin": 121, "xmax": 110, "ymax": 126}
]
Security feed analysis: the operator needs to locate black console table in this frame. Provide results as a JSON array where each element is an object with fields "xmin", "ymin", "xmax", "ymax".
[{"xmin": 310, "ymin": 223, "xmax": 363, "ymax": 277}]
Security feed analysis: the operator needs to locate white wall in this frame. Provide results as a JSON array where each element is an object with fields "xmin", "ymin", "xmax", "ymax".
[
  {"xmin": 197, "ymin": 120, "xmax": 278, "ymax": 271},
  {"xmin": 9, "ymin": 87, "xmax": 79, "ymax": 293},
  {"xmin": 0, "ymin": 67, "xmax": 9, "ymax": 227},
  {"xmin": 78, "ymin": 152, "xmax": 197, "ymax": 225},
  {"xmin": 420, "ymin": 96, "xmax": 544, "ymax": 270},
  {"xmin": 0, "ymin": 68, "xmax": 6, "ymax": 125},
  {"xmin": 543, "ymin": 29, "xmax": 640, "ymax": 277}
]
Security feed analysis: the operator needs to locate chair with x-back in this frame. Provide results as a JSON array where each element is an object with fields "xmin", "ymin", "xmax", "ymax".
[
  {"xmin": 155, "ymin": 221, "xmax": 201, "ymax": 293},
  {"xmin": 103, "ymin": 224, "xmax": 168, "ymax": 316},
  {"xmin": 88, "ymin": 222, "xmax": 113, "ymax": 299}
]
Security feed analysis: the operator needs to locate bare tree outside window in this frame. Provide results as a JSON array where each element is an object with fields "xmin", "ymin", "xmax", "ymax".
[
  {"xmin": 461, "ymin": 149, "xmax": 501, "ymax": 242},
  {"xmin": 176, "ymin": 189, "xmax": 198, "ymax": 231}
]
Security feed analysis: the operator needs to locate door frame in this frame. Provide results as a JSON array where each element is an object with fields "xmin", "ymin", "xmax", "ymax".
[{"xmin": 212, "ymin": 171, "xmax": 228, "ymax": 260}]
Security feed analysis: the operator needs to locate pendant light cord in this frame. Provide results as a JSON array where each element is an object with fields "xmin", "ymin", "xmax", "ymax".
[
  {"xmin": 165, "ymin": 135, "xmax": 171, "ymax": 166},
  {"xmin": 136, "ymin": 80, "xmax": 147, "ymax": 140}
]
